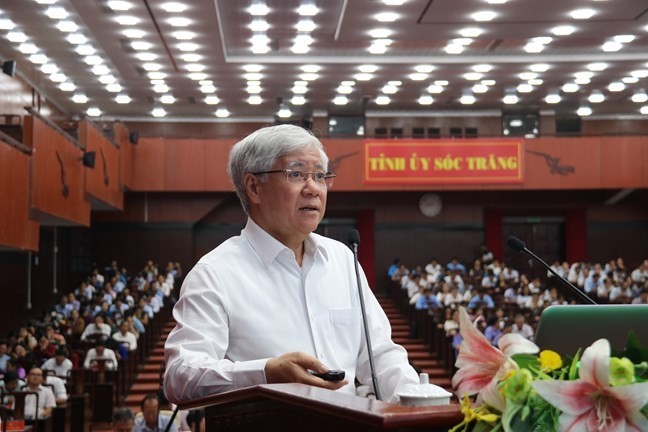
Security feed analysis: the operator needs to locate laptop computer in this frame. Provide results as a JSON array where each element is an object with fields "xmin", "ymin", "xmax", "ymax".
[{"xmin": 534, "ymin": 304, "xmax": 648, "ymax": 355}]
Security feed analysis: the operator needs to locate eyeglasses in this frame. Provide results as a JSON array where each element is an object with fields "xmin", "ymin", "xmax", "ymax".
[{"xmin": 252, "ymin": 169, "xmax": 336, "ymax": 189}]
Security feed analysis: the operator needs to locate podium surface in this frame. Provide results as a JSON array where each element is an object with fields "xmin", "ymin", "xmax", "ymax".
[{"xmin": 179, "ymin": 383, "xmax": 462, "ymax": 432}]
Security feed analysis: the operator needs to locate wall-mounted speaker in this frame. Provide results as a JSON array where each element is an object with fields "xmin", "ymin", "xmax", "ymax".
[
  {"xmin": 129, "ymin": 131, "xmax": 139, "ymax": 144},
  {"xmin": 2, "ymin": 60, "xmax": 16, "ymax": 77}
]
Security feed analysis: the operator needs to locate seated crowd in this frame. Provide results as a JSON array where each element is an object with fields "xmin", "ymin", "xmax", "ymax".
[
  {"xmin": 388, "ymin": 248, "xmax": 648, "ymax": 354},
  {"xmin": 0, "ymin": 259, "xmax": 181, "ymax": 422}
]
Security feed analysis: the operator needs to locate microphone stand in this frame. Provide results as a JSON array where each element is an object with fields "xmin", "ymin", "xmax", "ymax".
[{"xmin": 350, "ymin": 241, "xmax": 381, "ymax": 401}]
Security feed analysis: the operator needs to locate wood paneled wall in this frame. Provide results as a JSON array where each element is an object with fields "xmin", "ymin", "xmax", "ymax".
[{"xmin": 80, "ymin": 121, "xmax": 123, "ymax": 210}]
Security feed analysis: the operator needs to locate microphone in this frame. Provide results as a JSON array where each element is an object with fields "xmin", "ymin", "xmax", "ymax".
[
  {"xmin": 347, "ymin": 229, "xmax": 381, "ymax": 401},
  {"xmin": 506, "ymin": 236, "xmax": 597, "ymax": 305}
]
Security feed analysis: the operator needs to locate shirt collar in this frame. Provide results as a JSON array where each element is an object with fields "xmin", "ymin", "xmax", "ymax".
[{"xmin": 243, "ymin": 217, "xmax": 329, "ymax": 266}]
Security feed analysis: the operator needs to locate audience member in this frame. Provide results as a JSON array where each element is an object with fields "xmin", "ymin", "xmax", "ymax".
[
  {"xmin": 23, "ymin": 367, "xmax": 56, "ymax": 420},
  {"xmin": 83, "ymin": 340, "xmax": 118, "ymax": 371},
  {"xmin": 41, "ymin": 348, "xmax": 73, "ymax": 378},
  {"xmin": 112, "ymin": 321, "xmax": 138, "ymax": 352},
  {"xmin": 112, "ymin": 407, "xmax": 136, "ymax": 432},
  {"xmin": 80, "ymin": 314, "xmax": 111, "ymax": 341},
  {"xmin": 511, "ymin": 314, "xmax": 534, "ymax": 341},
  {"xmin": 135, "ymin": 393, "xmax": 178, "ymax": 432}
]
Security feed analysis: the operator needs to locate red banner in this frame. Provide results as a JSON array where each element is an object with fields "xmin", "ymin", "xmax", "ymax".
[{"xmin": 364, "ymin": 140, "xmax": 523, "ymax": 184}]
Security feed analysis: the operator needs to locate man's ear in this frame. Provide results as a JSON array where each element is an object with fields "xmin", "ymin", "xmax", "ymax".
[{"xmin": 244, "ymin": 173, "xmax": 262, "ymax": 205}]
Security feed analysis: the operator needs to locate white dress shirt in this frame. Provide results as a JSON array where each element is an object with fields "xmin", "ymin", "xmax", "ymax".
[
  {"xmin": 164, "ymin": 218, "xmax": 418, "ymax": 404},
  {"xmin": 83, "ymin": 348, "xmax": 118, "ymax": 370},
  {"xmin": 23, "ymin": 384, "xmax": 56, "ymax": 419},
  {"xmin": 41, "ymin": 357, "xmax": 73, "ymax": 378},
  {"xmin": 112, "ymin": 330, "xmax": 138, "ymax": 351}
]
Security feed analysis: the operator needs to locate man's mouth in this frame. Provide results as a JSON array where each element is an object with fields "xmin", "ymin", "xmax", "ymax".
[{"xmin": 299, "ymin": 206, "xmax": 318, "ymax": 212}]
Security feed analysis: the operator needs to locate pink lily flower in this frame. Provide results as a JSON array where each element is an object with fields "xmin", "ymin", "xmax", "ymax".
[
  {"xmin": 452, "ymin": 306, "xmax": 539, "ymax": 411},
  {"xmin": 533, "ymin": 339, "xmax": 648, "ymax": 432}
]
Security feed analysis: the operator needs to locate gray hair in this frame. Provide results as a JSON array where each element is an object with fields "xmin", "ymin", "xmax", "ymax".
[
  {"xmin": 227, "ymin": 124, "xmax": 329, "ymax": 214},
  {"xmin": 112, "ymin": 407, "xmax": 135, "ymax": 422}
]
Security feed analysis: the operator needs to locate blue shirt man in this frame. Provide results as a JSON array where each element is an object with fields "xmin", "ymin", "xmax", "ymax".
[
  {"xmin": 467, "ymin": 291, "xmax": 495, "ymax": 309},
  {"xmin": 415, "ymin": 290, "xmax": 441, "ymax": 310}
]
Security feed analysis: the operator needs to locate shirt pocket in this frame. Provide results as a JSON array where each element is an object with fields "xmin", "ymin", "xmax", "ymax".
[{"xmin": 329, "ymin": 308, "xmax": 362, "ymax": 366}]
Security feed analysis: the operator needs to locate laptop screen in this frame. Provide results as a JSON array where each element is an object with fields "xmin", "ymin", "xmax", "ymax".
[{"xmin": 534, "ymin": 304, "xmax": 648, "ymax": 355}]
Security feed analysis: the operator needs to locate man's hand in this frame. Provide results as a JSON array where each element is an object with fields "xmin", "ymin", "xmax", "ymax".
[{"xmin": 265, "ymin": 352, "xmax": 348, "ymax": 390}]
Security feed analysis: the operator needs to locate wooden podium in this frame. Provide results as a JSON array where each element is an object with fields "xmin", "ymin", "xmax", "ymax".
[{"xmin": 178, "ymin": 384, "xmax": 462, "ymax": 432}]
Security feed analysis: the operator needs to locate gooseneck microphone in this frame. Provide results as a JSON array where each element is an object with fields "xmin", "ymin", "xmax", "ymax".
[
  {"xmin": 348, "ymin": 229, "xmax": 381, "ymax": 401},
  {"xmin": 506, "ymin": 236, "xmax": 597, "ymax": 305}
]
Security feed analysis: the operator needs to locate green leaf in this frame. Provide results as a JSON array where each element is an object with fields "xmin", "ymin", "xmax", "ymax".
[
  {"xmin": 613, "ymin": 331, "xmax": 648, "ymax": 364},
  {"xmin": 511, "ymin": 353, "xmax": 539, "ymax": 370},
  {"xmin": 501, "ymin": 403, "xmax": 523, "ymax": 432},
  {"xmin": 569, "ymin": 348, "xmax": 582, "ymax": 380}
]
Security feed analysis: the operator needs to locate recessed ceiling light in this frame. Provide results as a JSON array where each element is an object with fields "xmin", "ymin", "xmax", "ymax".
[
  {"xmin": 301, "ymin": 64, "xmax": 321, "ymax": 73},
  {"xmin": 248, "ymin": 95, "xmax": 262, "ymax": 105},
  {"xmin": 530, "ymin": 63, "xmax": 550, "ymax": 72},
  {"xmin": 76, "ymin": 45, "xmax": 95, "ymax": 55},
  {"xmin": 248, "ymin": 1, "xmax": 270, "ymax": 16},
  {"xmin": 464, "ymin": 72, "xmax": 482, "ymax": 81},
  {"xmin": 631, "ymin": 91, "xmax": 648, "ymax": 103},
  {"xmin": 160, "ymin": 94, "xmax": 175, "ymax": 104},
  {"xmin": 369, "ymin": 28, "xmax": 392, "ymax": 38},
  {"xmin": 123, "ymin": 29, "xmax": 145, "ymax": 38},
  {"xmin": 570, "ymin": 9, "xmax": 595, "ymax": 19},
  {"xmin": 481, "ymin": 79, "xmax": 495, "ymax": 86},
  {"xmin": 250, "ymin": 19, "xmax": 269, "ymax": 32},
  {"xmin": 299, "ymin": 73, "xmax": 319, "ymax": 81},
  {"xmin": 574, "ymin": 71, "xmax": 593, "ymax": 80},
  {"xmin": 29, "ymin": 54, "xmax": 48, "ymax": 64},
  {"xmin": 382, "ymin": 84, "xmax": 398, "ymax": 94},
  {"xmin": 519, "ymin": 72, "xmax": 537, "ymax": 80},
  {"xmin": 427, "ymin": 84, "xmax": 444, "ymax": 93},
  {"xmin": 34, "ymin": 0, "xmax": 57, "ymax": 4},
  {"xmin": 355, "ymin": 73, "xmax": 373, "ymax": 81},
  {"xmin": 45, "ymin": 7, "xmax": 68, "ymax": 19},
  {"xmin": 529, "ymin": 79, "xmax": 543, "ymax": 86},
  {"xmin": 524, "ymin": 43, "xmax": 544, "ymax": 53},
  {"xmin": 142, "ymin": 63, "xmax": 161, "ymax": 71},
  {"xmin": 215, "ymin": 108, "xmax": 231, "ymax": 117},
  {"xmin": 173, "ymin": 31, "xmax": 195, "ymax": 40},
  {"xmin": 602, "ymin": 41, "xmax": 622, "ymax": 52},
  {"xmin": 115, "ymin": 15, "xmax": 139, "ymax": 25},
  {"xmin": 245, "ymin": 84, "xmax": 261, "ymax": 94},
  {"xmin": 551, "ymin": 25, "xmax": 575, "ymax": 36},
  {"xmin": 517, "ymin": 83, "xmax": 533, "ymax": 93},
  {"xmin": 0, "ymin": 19, "xmax": 16, "ymax": 30},
  {"xmin": 87, "ymin": 107, "xmax": 101, "ymax": 117},
  {"xmin": 104, "ymin": 83, "xmax": 120, "ymax": 92},
  {"xmin": 623, "ymin": 76, "xmax": 639, "ymax": 84},
  {"xmin": 297, "ymin": 4, "xmax": 319, "ymax": 16},
  {"xmin": 107, "ymin": 1, "xmax": 132, "ymax": 11},
  {"xmin": 608, "ymin": 82, "xmax": 625, "ymax": 92},
  {"xmin": 168, "ymin": 17, "xmax": 191, "ymax": 27},
  {"xmin": 67, "ymin": 33, "xmax": 88, "ymax": 44},
  {"xmin": 59, "ymin": 82, "xmax": 75, "ymax": 92},
  {"xmin": 375, "ymin": 12, "xmax": 398, "ymax": 22},
  {"xmin": 503, "ymin": 94, "xmax": 519, "ymax": 104},
  {"xmin": 252, "ymin": 44, "xmax": 271, "ymax": 54},
  {"xmin": 630, "ymin": 70, "xmax": 648, "ymax": 78},
  {"xmin": 115, "ymin": 94, "xmax": 131, "ymax": 104},
  {"xmin": 337, "ymin": 85, "xmax": 353, "ymax": 94},
  {"xmin": 295, "ymin": 34, "xmax": 314, "ymax": 45},
  {"xmin": 41, "ymin": 63, "xmax": 58, "ymax": 74},
  {"xmin": 562, "ymin": 83, "xmax": 579, "ymax": 92},
  {"xmin": 577, "ymin": 106, "xmax": 592, "ymax": 116},
  {"xmin": 296, "ymin": 19, "xmax": 315, "ymax": 32},
  {"xmin": 178, "ymin": 42, "xmax": 198, "ymax": 52},
  {"xmin": 151, "ymin": 79, "xmax": 165, "ymax": 85},
  {"xmin": 92, "ymin": 65, "xmax": 110, "ymax": 75},
  {"xmin": 471, "ymin": 11, "xmax": 496, "ymax": 22},
  {"xmin": 290, "ymin": 95, "xmax": 306, "ymax": 105},
  {"xmin": 409, "ymin": 73, "xmax": 428, "ymax": 81},
  {"xmin": 359, "ymin": 64, "xmax": 378, "ymax": 73},
  {"xmin": 185, "ymin": 63, "xmax": 205, "ymax": 72},
  {"xmin": 201, "ymin": 85, "xmax": 217, "ymax": 93},
  {"xmin": 188, "ymin": 72, "xmax": 207, "ymax": 81},
  {"xmin": 472, "ymin": 64, "xmax": 492, "ymax": 73},
  {"xmin": 148, "ymin": 71, "xmax": 166, "ymax": 80},
  {"xmin": 72, "ymin": 93, "xmax": 88, "ymax": 103},
  {"xmin": 84, "ymin": 55, "xmax": 103, "ymax": 65},
  {"xmin": 587, "ymin": 62, "xmax": 608, "ymax": 71},
  {"xmin": 333, "ymin": 95, "xmax": 349, "ymax": 105},
  {"xmin": 180, "ymin": 53, "xmax": 200, "ymax": 62},
  {"xmin": 341, "ymin": 81, "xmax": 355, "ymax": 86},
  {"xmin": 18, "ymin": 43, "xmax": 39, "ymax": 54},
  {"xmin": 459, "ymin": 27, "xmax": 483, "ymax": 38},
  {"xmin": 137, "ymin": 52, "xmax": 158, "ymax": 61},
  {"xmin": 444, "ymin": 44, "xmax": 464, "ymax": 54},
  {"xmin": 613, "ymin": 34, "xmax": 635, "ymax": 43},
  {"xmin": 56, "ymin": 21, "xmax": 78, "ymax": 32},
  {"xmin": 244, "ymin": 73, "xmax": 263, "ymax": 81},
  {"xmin": 161, "ymin": 2, "xmax": 187, "ymax": 13},
  {"xmin": 418, "ymin": 95, "xmax": 433, "ymax": 105},
  {"xmin": 415, "ymin": 64, "xmax": 434, "ymax": 73},
  {"xmin": 472, "ymin": 84, "xmax": 488, "ymax": 93},
  {"xmin": 545, "ymin": 93, "xmax": 561, "ymax": 104},
  {"xmin": 368, "ymin": 44, "xmax": 388, "ymax": 54},
  {"xmin": 383, "ymin": 0, "xmax": 405, "ymax": 5},
  {"xmin": 99, "ymin": 75, "xmax": 117, "ymax": 84},
  {"xmin": 243, "ymin": 64, "xmax": 263, "ymax": 73},
  {"xmin": 640, "ymin": 106, "xmax": 648, "ymax": 115},
  {"xmin": 132, "ymin": 41, "xmax": 152, "ymax": 50},
  {"xmin": 452, "ymin": 38, "xmax": 473, "ymax": 46},
  {"xmin": 375, "ymin": 95, "xmax": 390, "ymax": 105},
  {"xmin": 532, "ymin": 36, "xmax": 552, "ymax": 45},
  {"xmin": 588, "ymin": 92, "xmax": 605, "ymax": 103},
  {"xmin": 277, "ymin": 106, "xmax": 292, "ymax": 118},
  {"xmin": 292, "ymin": 85, "xmax": 308, "ymax": 94},
  {"xmin": 151, "ymin": 108, "xmax": 166, "ymax": 117},
  {"xmin": 7, "ymin": 32, "xmax": 28, "ymax": 43},
  {"xmin": 153, "ymin": 84, "xmax": 169, "ymax": 93},
  {"xmin": 460, "ymin": 94, "xmax": 476, "ymax": 104}
]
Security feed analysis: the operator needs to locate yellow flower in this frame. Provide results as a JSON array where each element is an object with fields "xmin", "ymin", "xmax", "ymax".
[
  {"xmin": 539, "ymin": 350, "xmax": 563, "ymax": 371},
  {"xmin": 609, "ymin": 357, "xmax": 634, "ymax": 386},
  {"xmin": 458, "ymin": 394, "xmax": 500, "ymax": 425}
]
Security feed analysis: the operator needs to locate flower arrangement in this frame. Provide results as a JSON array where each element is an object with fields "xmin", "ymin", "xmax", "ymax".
[{"xmin": 450, "ymin": 306, "xmax": 648, "ymax": 432}]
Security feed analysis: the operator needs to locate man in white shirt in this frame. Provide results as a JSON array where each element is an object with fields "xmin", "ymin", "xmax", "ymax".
[
  {"xmin": 41, "ymin": 348, "xmax": 73, "ymax": 378},
  {"xmin": 84, "ymin": 340, "xmax": 118, "ymax": 370},
  {"xmin": 23, "ymin": 367, "xmax": 56, "ymax": 420},
  {"xmin": 164, "ymin": 124, "xmax": 421, "ymax": 405},
  {"xmin": 112, "ymin": 320, "xmax": 138, "ymax": 352},
  {"xmin": 80, "ymin": 314, "xmax": 112, "ymax": 341},
  {"xmin": 44, "ymin": 372, "xmax": 68, "ymax": 405},
  {"xmin": 511, "ymin": 313, "xmax": 535, "ymax": 341}
]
